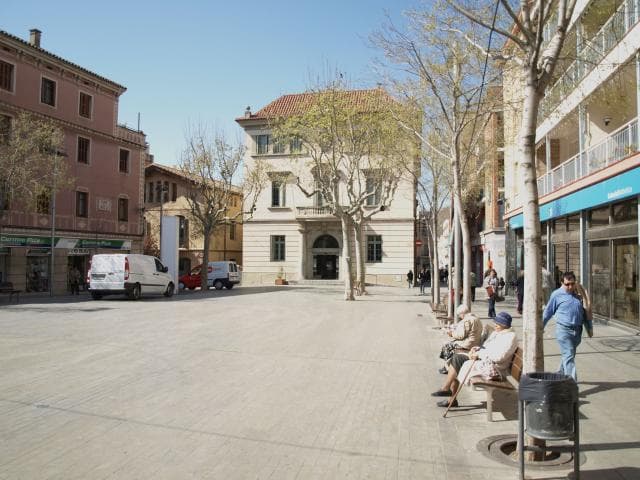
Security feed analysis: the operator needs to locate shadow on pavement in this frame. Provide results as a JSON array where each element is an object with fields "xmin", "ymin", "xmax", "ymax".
[
  {"xmin": 579, "ymin": 380, "xmax": 640, "ymax": 397},
  {"xmin": 565, "ymin": 467, "xmax": 640, "ymax": 479}
]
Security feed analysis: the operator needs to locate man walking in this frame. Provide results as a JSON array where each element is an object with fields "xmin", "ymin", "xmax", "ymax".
[
  {"xmin": 469, "ymin": 271, "xmax": 477, "ymax": 302},
  {"xmin": 407, "ymin": 269, "xmax": 414, "ymax": 289},
  {"xmin": 419, "ymin": 267, "xmax": 428, "ymax": 295},
  {"xmin": 543, "ymin": 271, "xmax": 593, "ymax": 381}
]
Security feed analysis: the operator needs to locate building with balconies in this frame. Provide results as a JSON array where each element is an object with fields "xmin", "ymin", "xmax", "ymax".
[
  {"xmin": 503, "ymin": 0, "xmax": 640, "ymax": 328},
  {"xmin": 0, "ymin": 29, "xmax": 148, "ymax": 294},
  {"xmin": 143, "ymin": 163, "xmax": 243, "ymax": 277},
  {"xmin": 236, "ymin": 90, "xmax": 416, "ymax": 286}
]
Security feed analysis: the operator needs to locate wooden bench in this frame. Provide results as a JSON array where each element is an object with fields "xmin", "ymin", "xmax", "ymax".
[
  {"xmin": 0, "ymin": 282, "xmax": 21, "ymax": 303},
  {"xmin": 470, "ymin": 345, "xmax": 523, "ymax": 421}
]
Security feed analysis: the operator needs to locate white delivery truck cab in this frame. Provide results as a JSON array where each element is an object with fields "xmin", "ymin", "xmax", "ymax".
[
  {"xmin": 207, "ymin": 261, "xmax": 241, "ymax": 290},
  {"xmin": 88, "ymin": 254, "xmax": 174, "ymax": 300}
]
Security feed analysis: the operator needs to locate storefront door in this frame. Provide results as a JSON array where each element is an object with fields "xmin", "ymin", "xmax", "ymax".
[
  {"xmin": 613, "ymin": 238, "xmax": 639, "ymax": 326},
  {"xmin": 590, "ymin": 241, "xmax": 611, "ymax": 319}
]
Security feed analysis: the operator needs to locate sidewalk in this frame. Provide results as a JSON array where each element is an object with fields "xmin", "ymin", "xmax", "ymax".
[{"xmin": 421, "ymin": 288, "xmax": 640, "ymax": 479}]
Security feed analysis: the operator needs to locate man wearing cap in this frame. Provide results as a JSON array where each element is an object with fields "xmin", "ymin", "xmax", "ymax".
[
  {"xmin": 543, "ymin": 271, "xmax": 593, "ymax": 382},
  {"xmin": 432, "ymin": 312, "xmax": 518, "ymax": 407}
]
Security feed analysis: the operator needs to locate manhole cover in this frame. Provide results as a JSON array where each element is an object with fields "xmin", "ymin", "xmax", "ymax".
[{"xmin": 477, "ymin": 434, "xmax": 582, "ymax": 470}]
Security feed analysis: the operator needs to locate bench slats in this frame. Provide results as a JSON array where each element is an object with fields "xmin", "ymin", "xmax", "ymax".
[{"xmin": 468, "ymin": 346, "xmax": 523, "ymax": 421}]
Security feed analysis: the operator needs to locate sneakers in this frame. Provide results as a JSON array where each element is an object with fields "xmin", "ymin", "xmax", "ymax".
[
  {"xmin": 437, "ymin": 399, "xmax": 458, "ymax": 408},
  {"xmin": 438, "ymin": 366, "xmax": 448, "ymax": 375}
]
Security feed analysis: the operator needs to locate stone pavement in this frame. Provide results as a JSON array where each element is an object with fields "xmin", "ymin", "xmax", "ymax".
[{"xmin": 0, "ymin": 285, "xmax": 638, "ymax": 479}]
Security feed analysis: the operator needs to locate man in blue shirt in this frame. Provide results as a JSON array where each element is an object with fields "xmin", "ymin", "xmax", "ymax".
[{"xmin": 543, "ymin": 271, "xmax": 593, "ymax": 381}]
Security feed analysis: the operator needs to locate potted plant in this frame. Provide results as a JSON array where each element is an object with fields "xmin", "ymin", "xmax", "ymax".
[{"xmin": 275, "ymin": 267, "xmax": 288, "ymax": 285}]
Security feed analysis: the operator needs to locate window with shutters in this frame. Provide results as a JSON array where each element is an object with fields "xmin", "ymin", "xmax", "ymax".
[
  {"xmin": 41, "ymin": 77, "xmax": 56, "ymax": 106},
  {"xmin": 118, "ymin": 197, "xmax": 128, "ymax": 221},
  {"xmin": 77, "ymin": 136, "xmax": 90, "ymax": 164},
  {"xmin": 79, "ymin": 92, "xmax": 92, "ymax": 118},
  {"xmin": 76, "ymin": 191, "xmax": 88, "ymax": 217},
  {"xmin": 0, "ymin": 60, "xmax": 14, "ymax": 92},
  {"xmin": 119, "ymin": 149, "xmax": 130, "ymax": 173}
]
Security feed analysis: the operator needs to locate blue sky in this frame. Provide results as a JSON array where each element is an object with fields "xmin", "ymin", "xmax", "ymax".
[{"xmin": 2, "ymin": 0, "xmax": 418, "ymax": 166}]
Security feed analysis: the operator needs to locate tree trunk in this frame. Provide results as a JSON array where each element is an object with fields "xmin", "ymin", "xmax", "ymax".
[
  {"xmin": 340, "ymin": 215, "xmax": 355, "ymax": 301},
  {"xmin": 431, "ymin": 211, "xmax": 440, "ymax": 305},
  {"xmin": 354, "ymin": 220, "xmax": 367, "ymax": 295},
  {"xmin": 520, "ymin": 77, "xmax": 545, "ymax": 375},
  {"xmin": 454, "ymin": 194, "xmax": 472, "ymax": 311},
  {"xmin": 200, "ymin": 226, "xmax": 212, "ymax": 293},
  {"xmin": 453, "ymin": 209, "xmax": 462, "ymax": 315},
  {"xmin": 520, "ymin": 70, "xmax": 546, "ymax": 462}
]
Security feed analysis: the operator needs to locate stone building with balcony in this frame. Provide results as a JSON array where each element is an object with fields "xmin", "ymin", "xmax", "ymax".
[
  {"xmin": 143, "ymin": 163, "xmax": 243, "ymax": 277},
  {"xmin": 0, "ymin": 29, "xmax": 148, "ymax": 294},
  {"xmin": 503, "ymin": 0, "xmax": 640, "ymax": 328},
  {"xmin": 236, "ymin": 90, "xmax": 416, "ymax": 286}
]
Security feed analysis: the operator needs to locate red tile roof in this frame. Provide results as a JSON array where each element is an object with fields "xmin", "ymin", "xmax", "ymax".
[{"xmin": 236, "ymin": 88, "xmax": 395, "ymax": 122}]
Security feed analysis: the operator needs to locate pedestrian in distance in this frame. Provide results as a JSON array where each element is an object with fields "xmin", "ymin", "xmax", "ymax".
[
  {"xmin": 419, "ymin": 267, "xmax": 428, "ymax": 295},
  {"xmin": 407, "ymin": 269, "xmax": 414, "ymax": 289},
  {"xmin": 469, "ymin": 271, "xmax": 477, "ymax": 302},
  {"xmin": 69, "ymin": 266, "xmax": 82, "ymax": 295},
  {"xmin": 485, "ymin": 269, "xmax": 498, "ymax": 318},
  {"xmin": 516, "ymin": 269, "xmax": 525, "ymax": 314},
  {"xmin": 543, "ymin": 271, "xmax": 593, "ymax": 382}
]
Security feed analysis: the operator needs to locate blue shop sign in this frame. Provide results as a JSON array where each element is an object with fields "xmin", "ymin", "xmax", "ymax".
[{"xmin": 509, "ymin": 166, "xmax": 640, "ymax": 229}]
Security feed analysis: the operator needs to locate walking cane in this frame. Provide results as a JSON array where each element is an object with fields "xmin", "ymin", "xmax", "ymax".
[{"xmin": 443, "ymin": 358, "xmax": 477, "ymax": 418}]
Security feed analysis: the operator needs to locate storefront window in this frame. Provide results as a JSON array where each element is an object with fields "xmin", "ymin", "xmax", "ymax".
[
  {"xmin": 613, "ymin": 238, "xmax": 638, "ymax": 326},
  {"xmin": 612, "ymin": 198, "xmax": 637, "ymax": 223},
  {"xmin": 590, "ymin": 241, "xmax": 610, "ymax": 318},
  {"xmin": 589, "ymin": 206, "xmax": 609, "ymax": 227},
  {"xmin": 26, "ymin": 255, "xmax": 49, "ymax": 292}
]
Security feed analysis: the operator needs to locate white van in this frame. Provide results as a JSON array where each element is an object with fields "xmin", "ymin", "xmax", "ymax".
[
  {"xmin": 206, "ymin": 261, "xmax": 241, "ymax": 290},
  {"xmin": 88, "ymin": 254, "xmax": 174, "ymax": 300}
]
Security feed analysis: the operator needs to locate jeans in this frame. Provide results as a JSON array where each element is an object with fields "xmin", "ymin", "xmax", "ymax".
[
  {"xmin": 488, "ymin": 296, "xmax": 496, "ymax": 318},
  {"xmin": 556, "ymin": 324, "xmax": 582, "ymax": 382},
  {"xmin": 420, "ymin": 282, "xmax": 426, "ymax": 294}
]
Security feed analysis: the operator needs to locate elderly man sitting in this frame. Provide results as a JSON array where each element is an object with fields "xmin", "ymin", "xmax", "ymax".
[
  {"xmin": 432, "ymin": 311, "xmax": 518, "ymax": 407},
  {"xmin": 438, "ymin": 305, "xmax": 483, "ymax": 374}
]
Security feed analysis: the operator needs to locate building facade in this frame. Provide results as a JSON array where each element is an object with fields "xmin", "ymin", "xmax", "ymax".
[
  {"xmin": 0, "ymin": 29, "xmax": 147, "ymax": 294},
  {"xmin": 144, "ymin": 163, "xmax": 243, "ymax": 276},
  {"xmin": 236, "ymin": 91, "xmax": 416, "ymax": 286},
  {"xmin": 503, "ymin": 0, "xmax": 640, "ymax": 328}
]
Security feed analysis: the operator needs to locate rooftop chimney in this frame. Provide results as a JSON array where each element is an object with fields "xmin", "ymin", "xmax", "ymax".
[
  {"xmin": 29, "ymin": 29, "xmax": 42, "ymax": 48},
  {"xmin": 244, "ymin": 106, "xmax": 252, "ymax": 118}
]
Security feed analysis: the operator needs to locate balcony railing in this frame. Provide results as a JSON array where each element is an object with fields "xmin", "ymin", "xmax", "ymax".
[
  {"xmin": 116, "ymin": 124, "xmax": 146, "ymax": 145},
  {"xmin": 538, "ymin": 117, "xmax": 638, "ymax": 195},
  {"xmin": 296, "ymin": 206, "xmax": 334, "ymax": 218},
  {"xmin": 539, "ymin": 0, "xmax": 639, "ymax": 121}
]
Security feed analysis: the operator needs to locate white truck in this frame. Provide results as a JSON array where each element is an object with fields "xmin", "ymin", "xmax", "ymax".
[
  {"xmin": 88, "ymin": 254, "xmax": 174, "ymax": 300},
  {"xmin": 206, "ymin": 261, "xmax": 241, "ymax": 290}
]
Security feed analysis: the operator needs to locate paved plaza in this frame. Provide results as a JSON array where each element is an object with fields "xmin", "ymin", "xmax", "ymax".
[{"xmin": 1, "ymin": 286, "xmax": 639, "ymax": 479}]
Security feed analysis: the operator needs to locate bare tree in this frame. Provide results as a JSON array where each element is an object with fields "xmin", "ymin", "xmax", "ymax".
[
  {"xmin": 274, "ymin": 78, "xmax": 416, "ymax": 300},
  {"xmin": 0, "ymin": 111, "xmax": 70, "ymax": 215},
  {"xmin": 448, "ymin": 0, "xmax": 578, "ymax": 375},
  {"xmin": 373, "ymin": 6, "xmax": 497, "ymax": 311},
  {"xmin": 178, "ymin": 124, "xmax": 266, "ymax": 292}
]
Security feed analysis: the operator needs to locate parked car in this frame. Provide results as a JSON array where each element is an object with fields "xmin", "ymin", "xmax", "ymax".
[
  {"xmin": 88, "ymin": 254, "xmax": 174, "ymax": 300},
  {"xmin": 179, "ymin": 261, "xmax": 241, "ymax": 290}
]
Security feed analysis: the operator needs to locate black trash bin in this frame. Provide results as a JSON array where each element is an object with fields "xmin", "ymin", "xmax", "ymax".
[{"xmin": 519, "ymin": 372, "xmax": 578, "ymax": 440}]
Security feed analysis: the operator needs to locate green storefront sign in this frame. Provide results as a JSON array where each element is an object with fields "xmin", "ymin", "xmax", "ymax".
[{"xmin": 0, "ymin": 235, "xmax": 130, "ymax": 250}]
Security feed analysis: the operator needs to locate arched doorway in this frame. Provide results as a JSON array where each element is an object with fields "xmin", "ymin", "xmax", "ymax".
[{"xmin": 312, "ymin": 234, "xmax": 340, "ymax": 279}]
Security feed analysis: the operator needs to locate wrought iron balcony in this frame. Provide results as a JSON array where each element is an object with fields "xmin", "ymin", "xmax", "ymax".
[
  {"xmin": 537, "ymin": 117, "xmax": 638, "ymax": 195},
  {"xmin": 539, "ymin": 0, "xmax": 639, "ymax": 122}
]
